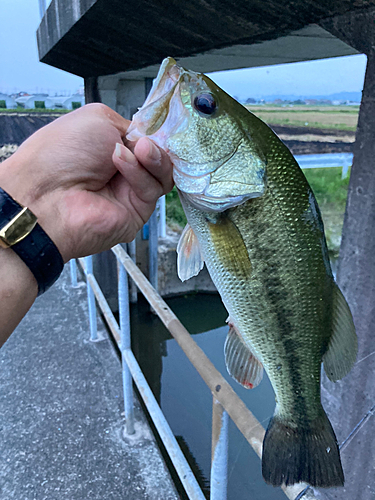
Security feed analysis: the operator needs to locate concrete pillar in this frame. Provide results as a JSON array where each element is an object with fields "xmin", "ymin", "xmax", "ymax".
[
  {"xmin": 319, "ymin": 9, "xmax": 375, "ymax": 499},
  {"xmin": 98, "ymin": 75, "xmax": 149, "ymax": 119}
]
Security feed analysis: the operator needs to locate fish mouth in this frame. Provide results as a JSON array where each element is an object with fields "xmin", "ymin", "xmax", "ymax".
[
  {"xmin": 127, "ymin": 57, "xmax": 214, "ymax": 149},
  {"xmin": 126, "ymin": 58, "xmax": 186, "ymax": 143},
  {"xmin": 143, "ymin": 57, "xmax": 181, "ymax": 107}
]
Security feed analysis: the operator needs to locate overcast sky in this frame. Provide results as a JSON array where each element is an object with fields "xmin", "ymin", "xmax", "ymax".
[{"xmin": 0, "ymin": 1, "xmax": 367, "ymax": 98}]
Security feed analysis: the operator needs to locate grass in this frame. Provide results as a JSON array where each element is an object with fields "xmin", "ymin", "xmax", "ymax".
[
  {"xmin": 166, "ymin": 187, "xmax": 187, "ymax": 229},
  {"xmin": 303, "ymin": 167, "xmax": 350, "ymax": 211},
  {"xmin": 303, "ymin": 167, "xmax": 350, "ymax": 257}
]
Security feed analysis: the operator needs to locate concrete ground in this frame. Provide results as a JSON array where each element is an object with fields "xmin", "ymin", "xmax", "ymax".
[{"xmin": 0, "ymin": 265, "xmax": 179, "ymax": 500}]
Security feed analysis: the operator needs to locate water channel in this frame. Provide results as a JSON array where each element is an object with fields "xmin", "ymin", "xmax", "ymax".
[{"xmin": 130, "ymin": 294, "xmax": 286, "ymax": 500}]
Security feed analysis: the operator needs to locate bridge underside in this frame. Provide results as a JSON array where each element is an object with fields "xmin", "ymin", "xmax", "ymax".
[{"xmin": 36, "ymin": 0, "xmax": 372, "ymax": 79}]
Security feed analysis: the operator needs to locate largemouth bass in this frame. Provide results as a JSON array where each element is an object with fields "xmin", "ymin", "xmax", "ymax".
[{"xmin": 127, "ymin": 57, "xmax": 358, "ymax": 488}]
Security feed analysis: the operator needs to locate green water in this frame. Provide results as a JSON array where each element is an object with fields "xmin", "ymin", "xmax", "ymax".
[{"xmin": 130, "ymin": 293, "xmax": 286, "ymax": 500}]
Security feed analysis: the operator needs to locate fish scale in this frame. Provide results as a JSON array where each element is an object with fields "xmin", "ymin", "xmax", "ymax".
[{"xmin": 127, "ymin": 56, "xmax": 357, "ymax": 488}]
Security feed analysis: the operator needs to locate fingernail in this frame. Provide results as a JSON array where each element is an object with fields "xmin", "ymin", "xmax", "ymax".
[
  {"xmin": 115, "ymin": 143, "xmax": 122, "ymax": 158},
  {"xmin": 146, "ymin": 138, "xmax": 161, "ymax": 162},
  {"xmin": 115, "ymin": 143, "xmax": 135, "ymax": 163}
]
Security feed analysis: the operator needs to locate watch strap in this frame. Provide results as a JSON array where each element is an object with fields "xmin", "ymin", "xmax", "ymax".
[{"xmin": 0, "ymin": 187, "xmax": 64, "ymax": 295}]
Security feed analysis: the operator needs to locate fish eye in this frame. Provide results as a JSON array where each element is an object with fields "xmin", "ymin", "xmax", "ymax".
[{"xmin": 193, "ymin": 93, "xmax": 217, "ymax": 116}]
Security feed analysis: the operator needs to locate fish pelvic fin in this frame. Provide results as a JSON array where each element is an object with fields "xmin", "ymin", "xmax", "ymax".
[
  {"xmin": 262, "ymin": 410, "xmax": 344, "ymax": 487},
  {"xmin": 177, "ymin": 224, "xmax": 204, "ymax": 281},
  {"xmin": 323, "ymin": 283, "xmax": 358, "ymax": 382},
  {"xmin": 224, "ymin": 319, "xmax": 263, "ymax": 389}
]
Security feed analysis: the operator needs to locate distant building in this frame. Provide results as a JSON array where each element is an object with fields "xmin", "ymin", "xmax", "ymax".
[
  {"xmin": 15, "ymin": 94, "xmax": 54, "ymax": 109},
  {"xmin": 52, "ymin": 94, "xmax": 85, "ymax": 109},
  {"xmin": 0, "ymin": 93, "xmax": 17, "ymax": 109}
]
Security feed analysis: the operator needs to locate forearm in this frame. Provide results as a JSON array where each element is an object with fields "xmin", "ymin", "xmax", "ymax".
[{"xmin": 0, "ymin": 247, "xmax": 38, "ymax": 347}]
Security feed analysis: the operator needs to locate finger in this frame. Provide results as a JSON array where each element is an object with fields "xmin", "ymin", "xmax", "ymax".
[
  {"xmin": 101, "ymin": 106, "xmax": 131, "ymax": 139},
  {"xmin": 112, "ymin": 143, "xmax": 164, "ymax": 203},
  {"xmin": 134, "ymin": 137, "xmax": 174, "ymax": 194},
  {"xmin": 85, "ymin": 103, "xmax": 131, "ymax": 138}
]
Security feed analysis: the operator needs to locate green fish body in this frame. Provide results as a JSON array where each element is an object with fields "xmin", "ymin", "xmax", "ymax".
[{"xmin": 127, "ymin": 57, "xmax": 358, "ymax": 488}]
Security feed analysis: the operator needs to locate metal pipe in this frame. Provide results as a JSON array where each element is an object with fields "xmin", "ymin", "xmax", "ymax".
[
  {"xmin": 124, "ymin": 348, "xmax": 206, "ymax": 500},
  {"xmin": 111, "ymin": 244, "xmax": 313, "ymax": 500},
  {"xmin": 159, "ymin": 195, "xmax": 167, "ymax": 238},
  {"xmin": 78, "ymin": 258, "xmax": 120, "ymax": 344},
  {"xmin": 118, "ymin": 263, "xmax": 135, "ymax": 435},
  {"xmin": 148, "ymin": 209, "xmax": 158, "ymax": 292},
  {"xmin": 84, "ymin": 256, "xmax": 98, "ymax": 341},
  {"xmin": 211, "ymin": 398, "xmax": 229, "ymax": 500},
  {"xmin": 70, "ymin": 259, "xmax": 78, "ymax": 287},
  {"xmin": 128, "ymin": 240, "xmax": 138, "ymax": 303}
]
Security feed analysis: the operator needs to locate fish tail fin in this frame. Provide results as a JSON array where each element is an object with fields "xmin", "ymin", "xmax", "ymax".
[{"xmin": 262, "ymin": 410, "xmax": 344, "ymax": 487}]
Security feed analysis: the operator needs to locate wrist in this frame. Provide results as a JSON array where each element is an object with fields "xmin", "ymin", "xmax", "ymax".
[
  {"xmin": 0, "ymin": 155, "xmax": 69, "ymax": 263},
  {"xmin": 0, "ymin": 181, "xmax": 65, "ymax": 295}
]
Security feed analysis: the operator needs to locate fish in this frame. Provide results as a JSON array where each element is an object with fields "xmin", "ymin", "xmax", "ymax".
[{"xmin": 127, "ymin": 57, "xmax": 358, "ymax": 488}]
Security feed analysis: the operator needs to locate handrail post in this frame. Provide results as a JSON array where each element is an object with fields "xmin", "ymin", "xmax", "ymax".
[
  {"xmin": 128, "ymin": 240, "xmax": 138, "ymax": 303},
  {"xmin": 118, "ymin": 262, "xmax": 135, "ymax": 435},
  {"xmin": 211, "ymin": 398, "xmax": 229, "ymax": 500},
  {"xmin": 70, "ymin": 259, "xmax": 78, "ymax": 287},
  {"xmin": 85, "ymin": 255, "xmax": 98, "ymax": 341},
  {"xmin": 158, "ymin": 195, "xmax": 166, "ymax": 238},
  {"xmin": 148, "ymin": 208, "xmax": 158, "ymax": 292}
]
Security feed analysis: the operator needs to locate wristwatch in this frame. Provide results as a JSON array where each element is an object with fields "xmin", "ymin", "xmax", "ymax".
[{"xmin": 0, "ymin": 187, "xmax": 64, "ymax": 295}]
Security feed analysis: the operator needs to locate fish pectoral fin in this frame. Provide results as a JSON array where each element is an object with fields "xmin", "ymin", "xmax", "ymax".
[
  {"xmin": 224, "ymin": 318, "xmax": 263, "ymax": 389},
  {"xmin": 323, "ymin": 283, "xmax": 358, "ymax": 382},
  {"xmin": 177, "ymin": 224, "xmax": 204, "ymax": 282},
  {"xmin": 208, "ymin": 216, "xmax": 252, "ymax": 280}
]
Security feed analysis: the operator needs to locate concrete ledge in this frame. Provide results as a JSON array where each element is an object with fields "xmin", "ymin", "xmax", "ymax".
[{"xmin": 0, "ymin": 267, "xmax": 179, "ymax": 500}]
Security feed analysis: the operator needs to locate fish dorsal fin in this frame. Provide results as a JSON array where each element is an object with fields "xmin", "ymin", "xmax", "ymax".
[
  {"xmin": 323, "ymin": 283, "xmax": 358, "ymax": 382},
  {"xmin": 177, "ymin": 224, "xmax": 204, "ymax": 282},
  {"xmin": 224, "ymin": 318, "xmax": 263, "ymax": 389}
]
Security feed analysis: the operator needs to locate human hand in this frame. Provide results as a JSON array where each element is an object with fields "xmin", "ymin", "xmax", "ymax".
[{"xmin": 0, "ymin": 103, "xmax": 173, "ymax": 262}]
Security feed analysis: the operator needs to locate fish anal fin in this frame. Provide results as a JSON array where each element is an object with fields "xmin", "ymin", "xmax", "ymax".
[
  {"xmin": 323, "ymin": 283, "xmax": 358, "ymax": 382},
  {"xmin": 224, "ymin": 318, "xmax": 263, "ymax": 389},
  {"xmin": 177, "ymin": 224, "xmax": 204, "ymax": 282}
]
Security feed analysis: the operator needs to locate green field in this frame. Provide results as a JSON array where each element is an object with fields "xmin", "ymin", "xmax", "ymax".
[
  {"xmin": 245, "ymin": 105, "xmax": 359, "ymax": 131},
  {"xmin": 0, "ymin": 108, "xmax": 69, "ymax": 114}
]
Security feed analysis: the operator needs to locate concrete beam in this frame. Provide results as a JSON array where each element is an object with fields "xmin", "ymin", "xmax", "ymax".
[
  {"xmin": 321, "ymin": 7, "xmax": 375, "ymax": 54},
  {"xmin": 36, "ymin": 0, "xmax": 368, "ymax": 78}
]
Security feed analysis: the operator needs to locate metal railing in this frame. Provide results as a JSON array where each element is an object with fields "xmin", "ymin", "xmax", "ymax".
[
  {"xmin": 70, "ymin": 245, "xmax": 317, "ymax": 500},
  {"xmin": 297, "ymin": 152, "xmax": 353, "ymax": 179}
]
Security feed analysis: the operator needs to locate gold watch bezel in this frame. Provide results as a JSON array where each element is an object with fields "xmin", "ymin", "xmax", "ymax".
[{"xmin": 0, "ymin": 207, "xmax": 38, "ymax": 249}]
